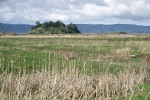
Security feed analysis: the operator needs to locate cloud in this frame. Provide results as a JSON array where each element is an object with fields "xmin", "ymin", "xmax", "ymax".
[
  {"xmin": 104, "ymin": 0, "xmax": 150, "ymax": 19},
  {"xmin": 0, "ymin": 0, "xmax": 150, "ymax": 25},
  {"xmin": 70, "ymin": 0, "xmax": 106, "ymax": 6}
]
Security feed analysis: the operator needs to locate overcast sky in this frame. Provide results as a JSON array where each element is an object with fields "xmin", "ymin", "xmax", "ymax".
[{"xmin": 0, "ymin": 0, "xmax": 150, "ymax": 25}]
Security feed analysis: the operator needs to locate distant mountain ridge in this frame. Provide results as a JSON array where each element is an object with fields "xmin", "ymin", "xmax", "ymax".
[
  {"xmin": 0, "ymin": 23, "xmax": 150, "ymax": 34},
  {"xmin": 77, "ymin": 24, "xmax": 150, "ymax": 34},
  {"xmin": 0, "ymin": 23, "xmax": 33, "ymax": 33}
]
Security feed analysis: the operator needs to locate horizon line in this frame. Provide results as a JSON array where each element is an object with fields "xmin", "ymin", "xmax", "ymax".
[{"xmin": 0, "ymin": 22, "xmax": 150, "ymax": 27}]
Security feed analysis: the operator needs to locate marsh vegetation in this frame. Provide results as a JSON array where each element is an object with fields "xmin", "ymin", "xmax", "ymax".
[{"xmin": 0, "ymin": 34, "xmax": 150, "ymax": 100}]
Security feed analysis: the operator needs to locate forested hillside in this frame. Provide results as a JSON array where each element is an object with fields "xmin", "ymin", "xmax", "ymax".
[{"xmin": 30, "ymin": 21, "xmax": 80, "ymax": 34}]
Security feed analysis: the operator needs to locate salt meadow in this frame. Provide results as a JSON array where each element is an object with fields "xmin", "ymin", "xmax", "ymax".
[{"xmin": 0, "ymin": 34, "xmax": 150, "ymax": 99}]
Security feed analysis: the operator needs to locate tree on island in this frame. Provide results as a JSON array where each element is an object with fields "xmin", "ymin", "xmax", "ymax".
[
  {"xmin": 30, "ymin": 20, "xmax": 80, "ymax": 34},
  {"xmin": 68, "ymin": 23, "xmax": 80, "ymax": 33}
]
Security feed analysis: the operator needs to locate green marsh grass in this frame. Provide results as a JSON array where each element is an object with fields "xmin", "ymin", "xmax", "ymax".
[{"xmin": 0, "ymin": 34, "xmax": 150, "ymax": 99}]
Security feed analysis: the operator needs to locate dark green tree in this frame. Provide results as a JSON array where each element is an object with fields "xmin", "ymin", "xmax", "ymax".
[
  {"xmin": 55, "ymin": 20, "xmax": 65, "ymax": 27},
  {"xmin": 36, "ymin": 21, "xmax": 41, "ymax": 25},
  {"xmin": 31, "ymin": 21, "xmax": 42, "ymax": 30},
  {"xmin": 68, "ymin": 23, "xmax": 80, "ymax": 33}
]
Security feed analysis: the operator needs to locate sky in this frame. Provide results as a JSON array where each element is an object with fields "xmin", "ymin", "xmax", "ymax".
[{"xmin": 0, "ymin": 0, "xmax": 150, "ymax": 25}]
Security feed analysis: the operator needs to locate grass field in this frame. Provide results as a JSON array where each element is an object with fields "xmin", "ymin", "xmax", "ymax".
[{"xmin": 0, "ymin": 34, "xmax": 150, "ymax": 100}]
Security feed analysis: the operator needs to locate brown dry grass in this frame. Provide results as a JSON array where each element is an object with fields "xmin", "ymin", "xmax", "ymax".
[
  {"xmin": 0, "ymin": 67, "xmax": 146, "ymax": 100},
  {"xmin": 111, "ymin": 48, "xmax": 131, "ymax": 60}
]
